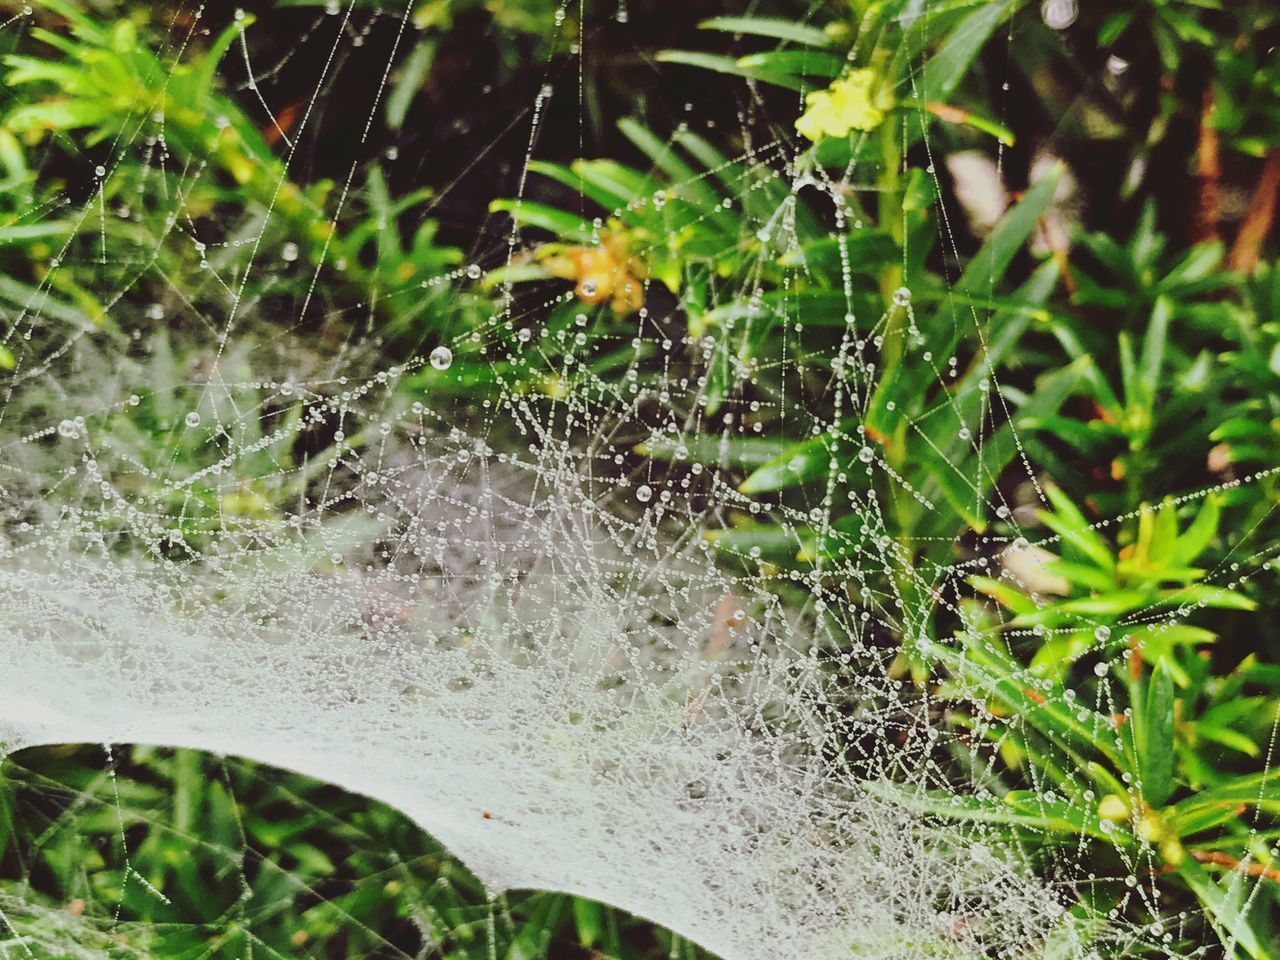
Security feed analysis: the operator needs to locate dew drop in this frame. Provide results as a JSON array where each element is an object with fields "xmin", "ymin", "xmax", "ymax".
[
  {"xmin": 1041, "ymin": 0, "xmax": 1077, "ymax": 30},
  {"xmin": 1106, "ymin": 54, "xmax": 1130, "ymax": 76},
  {"xmin": 430, "ymin": 346, "xmax": 453, "ymax": 370}
]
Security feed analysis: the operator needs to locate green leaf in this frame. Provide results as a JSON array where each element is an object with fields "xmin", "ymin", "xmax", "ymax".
[
  {"xmin": 736, "ymin": 50, "xmax": 845, "ymax": 79},
  {"xmin": 864, "ymin": 781, "xmax": 1117, "ymax": 841},
  {"xmin": 1196, "ymin": 724, "xmax": 1260, "ymax": 757},
  {"xmin": 0, "ymin": 221, "xmax": 76, "ymax": 244},
  {"xmin": 488, "ymin": 199, "xmax": 592, "ymax": 243},
  {"xmin": 386, "ymin": 40, "xmax": 435, "ymax": 131},
  {"xmin": 738, "ymin": 419, "xmax": 858, "ymax": 494},
  {"xmin": 655, "ymin": 50, "xmax": 811, "ymax": 92},
  {"xmin": 505, "ymin": 895, "xmax": 563, "ymax": 960},
  {"xmin": 1152, "ymin": 624, "xmax": 1217, "ymax": 647},
  {"xmin": 1159, "ymin": 584, "xmax": 1256, "ymax": 612},
  {"xmin": 776, "ymin": 231, "xmax": 901, "ymax": 273},
  {"xmin": 919, "ymin": 356, "xmax": 1087, "ymax": 535},
  {"xmin": 1028, "ymin": 631, "xmax": 1094, "ymax": 679},
  {"xmin": 1177, "ymin": 858, "xmax": 1273, "ymax": 960},
  {"xmin": 1136, "ymin": 295, "xmax": 1172, "ymax": 406},
  {"xmin": 637, "ymin": 433, "xmax": 788, "ymax": 468},
  {"xmin": 571, "ymin": 897, "xmax": 604, "ymax": 948},
  {"xmin": 1149, "ymin": 499, "xmax": 1180, "ymax": 569},
  {"xmin": 0, "ymin": 773, "xmax": 13, "ymax": 856},
  {"xmin": 0, "ymin": 129, "xmax": 28, "ymax": 188},
  {"xmin": 7, "ymin": 99, "xmax": 113, "ymax": 134},
  {"xmin": 1052, "ymin": 591, "xmax": 1150, "ymax": 617},
  {"xmin": 918, "ymin": 0, "xmax": 1028, "ymax": 105},
  {"xmin": 1038, "ymin": 483, "xmax": 1114, "ymax": 572},
  {"xmin": 0, "ymin": 275, "xmax": 94, "ymax": 327},
  {"xmin": 617, "ymin": 118, "xmax": 726, "ymax": 216},
  {"xmin": 1162, "ymin": 241, "xmax": 1223, "ymax": 290},
  {"xmin": 674, "ymin": 128, "xmax": 799, "ymax": 226},
  {"xmin": 1170, "ymin": 769, "xmax": 1280, "ymax": 836},
  {"xmin": 1098, "ymin": 11, "xmax": 1134, "ymax": 45},
  {"xmin": 527, "ymin": 158, "xmax": 664, "ymax": 231},
  {"xmin": 1040, "ymin": 560, "xmax": 1115, "ymax": 593},
  {"xmin": 970, "ymin": 575, "xmax": 1041, "ymax": 616},
  {"xmin": 571, "ymin": 159, "xmax": 657, "ymax": 211},
  {"xmin": 482, "ymin": 263, "xmax": 556, "ymax": 287},
  {"xmin": 1172, "ymin": 494, "xmax": 1221, "ymax": 567},
  {"xmin": 186, "ymin": 17, "xmax": 250, "ymax": 114},
  {"xmin": 959, "ymin": 164, "xmax": 1062, "ymax": 302},
  {"xmin": 1139, "ymin": 660, "xmax": 1176, "ymax": 806},
  {"xmin": 933, "ymin": 643, "xmax": 1123, "ymax": 767},
  {"xmin": 705, "ymin": 524, "xmax": 810, "ymax": 562},
  {"xmin": 697, "ymin": 16, "xmax": 833, "ymax": 48},
  {"xmin": 867, "ymin": 170, "xmax": 1064, "ymax": 442}
]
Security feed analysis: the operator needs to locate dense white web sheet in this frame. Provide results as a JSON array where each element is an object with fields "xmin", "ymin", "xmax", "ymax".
[
  {"xmin": 2, "ymin": 0, "xmax": 1272, "ymax": 956},
  {"xmin": 0, "ymin": 435, "xmax": 1081, "ymax": 959}
]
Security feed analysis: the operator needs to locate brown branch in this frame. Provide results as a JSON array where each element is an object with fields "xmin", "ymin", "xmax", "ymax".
[
  {"xmin": 1192, "ymin": 849, "xmax": 1280, "ymax": 884},
  {"xmin": 1193, "ymin": 88, "xmax": 1222, "ymax": 244},
  {"xmin": 1229, "ymin": 148, "xmax": 1280, "ymax": 272},
  {"xmin": 925, "ymin": 102, "xmax": 968, "ymax": 125}
]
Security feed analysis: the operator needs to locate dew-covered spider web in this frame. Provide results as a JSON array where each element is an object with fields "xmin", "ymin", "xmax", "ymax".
[{"xmin": 1, "ymin": 1, "xmax": 1278, "ymax": 958}]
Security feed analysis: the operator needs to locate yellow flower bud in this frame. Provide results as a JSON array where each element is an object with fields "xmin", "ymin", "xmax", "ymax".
[
  {"xmin": 1159, "ymin": 836, "xmax": 1184, "ymax": 865},
  {"xmin": 1137, "ymin": 809, "xmax": 1164, "ymax": 843},
  {"xmin": 1097, "ymin": 793, "xmax": 1130, "ymax": 822}
]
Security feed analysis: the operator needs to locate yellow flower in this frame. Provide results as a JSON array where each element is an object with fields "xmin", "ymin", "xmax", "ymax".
[
  {"xmin": 536, "ymin": 225, "xmax": 647, "ymax": 315},
  {"xmin": 795, "ymin": 69, "xmax": 888, "ymax": 142}
]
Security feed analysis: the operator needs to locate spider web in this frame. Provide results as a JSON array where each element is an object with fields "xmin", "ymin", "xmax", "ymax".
[{"xmin": 0, "ymin": 1, "xmax": 1274, "ymax": 957}]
